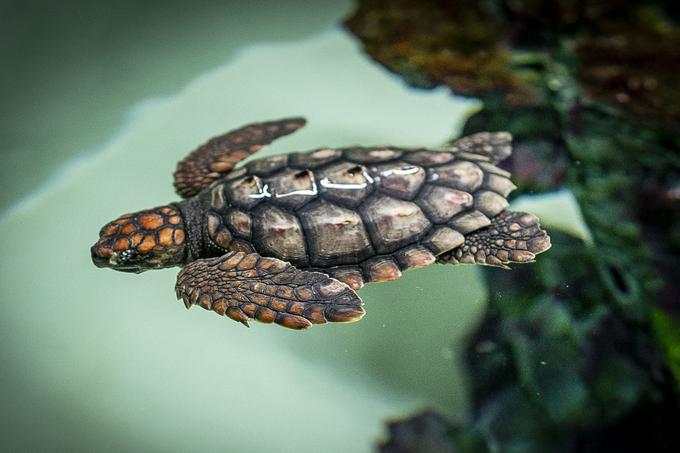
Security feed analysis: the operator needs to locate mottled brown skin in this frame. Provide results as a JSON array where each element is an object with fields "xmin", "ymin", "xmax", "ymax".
[{"xmin": 91, "ymin": 118, "xmax": 551, "ymax": 330}]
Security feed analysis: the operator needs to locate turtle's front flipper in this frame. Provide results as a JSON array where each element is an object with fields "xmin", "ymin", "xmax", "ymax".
[
  {"xmin": 438, "ymin": 211, "xmax": 551, "ymax": 269},
  {"xmin": 175, "ymin": 252, "xmax": 364, "ymax": 330},
  {"xmin": 173, "ymin": 117, "xmax": 306, "ymax": 198}
]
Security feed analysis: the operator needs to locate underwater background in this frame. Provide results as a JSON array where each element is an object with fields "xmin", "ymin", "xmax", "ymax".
[{"xmin": 1, "ymin": 1, "xmax": 678, "ymax": 452}]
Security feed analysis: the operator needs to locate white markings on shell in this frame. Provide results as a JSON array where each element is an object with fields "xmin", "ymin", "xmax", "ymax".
[
  {"xmin": 317, "ymin": 162, "xmax": 374, "ymax": 206},
  {"xmin": 373, "ymin": 162, "xmax": 425, "ymax": 199},
  {"xmin": 267, "ymin": 169, "xmax": 318, "ymax": 209},
  {"xmin": 319, "ymin": 176, "xmax": 372, "ymax": 190},
  {"xmin": 227, "ymin": 175, "xmax": 269, "ymax": 208},
  {"xmin": 247, "ymin": 183, "xmax": 271, "ymax": 199}
]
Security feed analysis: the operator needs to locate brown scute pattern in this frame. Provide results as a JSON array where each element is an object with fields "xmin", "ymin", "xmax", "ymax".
[
  {"xmin": 228, "ymin": 239, "xmax": 255, "ymax": 254},
  {"xmin": 448, "ymin": 210, "xmax": 491, "ymax": 235},
  {"xmin": 195, "ymin": 129, "xmax": 527, "ymax": 279},
  {"xmin": 316, "ymin": 162, "xmax": 374, "ymax": 207},
  {"xmin": 210, "ymin": 185, "xmax": 226, "ymax": 209},
  {"xmin": 267, "ymin": 169, "xmax": 317, "ymax": 209},
  {"xmin": 298, "ymin": 200, "xmax": 374, "ymax": 266},
  {"xmin": 220, "ymin": 167, "xmax": 247, "ymax": 182},
  {"xmin": 449, "ymin": 131, "xmax": 512, "ymax": 165},
  {"xmin": 402, "ymin": 149, "xmax": 454, "ymax": 166},
  {"xmin": 251, "ymin": 205, "xmax": 308, "ymax": 266},
  {"xmin": 422, "ymin": 227, "xmax": 465, "ymax": 254},
  {"xmin": 477, "ymin": 161, "xmax": 511, "ymax": 178},
  {"xmin": 393, "ymin": 246, "xmax": 436, "ymax": 270},
  {"xmin": 454, "ymin": 151, "xmax": 491, "ymax": 162},
  {"xmin": 225, "ymin": 175, "xmax": 268, "ymax": 209},
  {"xmin": 417, "ymin": 185, "xmax": 472, "ymax": 223},
  {"xmin": 437, "ymin": 211, "xmax": 551, "ymax": 269},
  {"xmin": 245, "ymin": 154, "xmax": 289, "ymax": 176},
  {"xmin": 344, "ymin": 147, "xmax": 403, "ymax": 163},
  {"xmin": 363, "ymin": 256, "xmax": 402, "ymax": 282},
  {"xmin": 428, "ymin": 160, "xmax": 484, "ymax": 192},
  {"xmin": 205, "ymin": 210, "xmax": 233, "ymax": 252},
  {"xmin": 173, "ymin": 117, "xmax": 306, "ymax": 198},
  {"xmin": 328, "ymin": 266, "xmax": 365, "ymax": 290},
  {"xmin": 474, "ymin": 190, "xmax": 510, "ymax": 218},
  {"xmin": 373, "ymin": 161, "xmax": 425, "ymax": 199},
  {"xmin": 175, "ymin": 252, "xmax": 364, "ymax": 329},
  {"xmin": 485, "ymin": 173, "xmax": 517, "ymax": 197},
  {"xmin": 360, "ymin": 195, "xmax": 431, "ymax": 254},
  {"xmin": 225, "ymin": 208, "xmax": 252, "ymax": 239},
  {"xmin": 288, "ymin": 148, "xmax": 342, "ymax": 168}
]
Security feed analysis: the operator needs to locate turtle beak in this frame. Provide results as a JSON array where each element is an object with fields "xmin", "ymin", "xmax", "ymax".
[{"xmin": 90, "ymin": 244, "xmax": 110, "ymax": 268}]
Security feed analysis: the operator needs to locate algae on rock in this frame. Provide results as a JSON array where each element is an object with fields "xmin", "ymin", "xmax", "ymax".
[{"xmin": 347, "ymin": 1, "xmax": 680, "ymax": 451}]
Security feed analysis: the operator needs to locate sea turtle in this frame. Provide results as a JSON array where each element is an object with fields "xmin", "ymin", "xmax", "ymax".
[{"xmin": 91, "ymin": 118, "xmax": 551, "ymax": 330}]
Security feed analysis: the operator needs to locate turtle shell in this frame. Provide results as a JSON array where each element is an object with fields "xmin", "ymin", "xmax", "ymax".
[{"xmin": 198, "ymin": 146, "xmax": 515, "ymax": 288}]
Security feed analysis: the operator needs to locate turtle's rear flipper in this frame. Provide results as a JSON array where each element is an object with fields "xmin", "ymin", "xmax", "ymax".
[
  {"xmin": 437, "ymin": 211, "xmax": 551, "ymax": 269},
  {"xmin": 175, "ymin": 252, "xmax": 364, "ymax": 330},
  {"xmin": 174, "ymin": 117, "xmax": 306, "ymax": 198}
]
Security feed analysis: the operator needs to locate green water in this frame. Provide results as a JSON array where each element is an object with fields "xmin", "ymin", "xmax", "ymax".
[
  {"xmin": 0, "ymin": 3, "xmax": 588, "ymax": 451},
  {"xmin": 0, "ymin": 0, "xmax": 353, "ymax": 212},
  {"xmin": 0, "ymin": 16, "xmax": 485, "ymax": 453}
]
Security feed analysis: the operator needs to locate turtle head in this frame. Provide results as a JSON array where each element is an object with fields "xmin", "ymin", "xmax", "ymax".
[{"xmin": 91, "ymin": 205, "xmax": 187, "ymax": 273}]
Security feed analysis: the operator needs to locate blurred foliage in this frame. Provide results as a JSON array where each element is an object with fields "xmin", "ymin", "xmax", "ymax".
[
  {"xmin": 347, "ymin": 0, "xmax": 680, "ymax": 451},
  {"xmin": 457, "ymin": 232, "xmax": 677, "ymax": 452},
  {"xmin": 346, "ymin": 0, "xmax": 680, "ymax": 128},
  {"xmin": 381, "ymin": 411, "xmax": 457, "ymax": 453},
  {"xmin": 652, "ymin": 309, "xmax": 680, "ymax": 385},
  {"xmin": 378, "ymin": 234, "xmax": 679, "ymax": 452}
]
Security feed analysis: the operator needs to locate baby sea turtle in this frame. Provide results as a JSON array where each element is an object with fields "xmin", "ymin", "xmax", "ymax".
[{"xmin": 91, "ymin": 118, "xmax": 550, "ymax": 330}]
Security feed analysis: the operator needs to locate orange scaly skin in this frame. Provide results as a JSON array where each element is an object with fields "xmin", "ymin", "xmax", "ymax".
[{"xmin": 91, "ymin": 205, "xmax": 187, "ymax": 273}]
